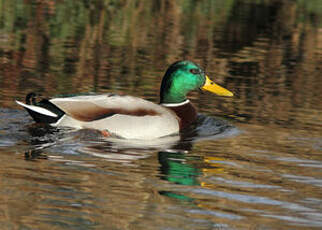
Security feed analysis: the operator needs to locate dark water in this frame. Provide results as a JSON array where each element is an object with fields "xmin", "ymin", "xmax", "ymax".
[{"xmin": 1, "ymin": 0, "xmax": 322, "ymax": 229}]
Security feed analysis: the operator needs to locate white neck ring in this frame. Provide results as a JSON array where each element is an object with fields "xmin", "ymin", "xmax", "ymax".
[{"xmin": 161, "ymin": 99, "xmax": 190, "ymax": 107}]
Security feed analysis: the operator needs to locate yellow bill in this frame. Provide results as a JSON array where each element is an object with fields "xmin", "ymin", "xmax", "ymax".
[{"xmin": 201, "ymin": 75, "xmax": 233, "ymax": 96}]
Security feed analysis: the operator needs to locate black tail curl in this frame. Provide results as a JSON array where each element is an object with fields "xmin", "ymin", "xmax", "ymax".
[
  {"xmin": 26, "ymin": 92, "xmax": 42, "ymax": 105},
  {"xmin": 22, "ymin": 92, "xmax": 65, "ymax": 124}
]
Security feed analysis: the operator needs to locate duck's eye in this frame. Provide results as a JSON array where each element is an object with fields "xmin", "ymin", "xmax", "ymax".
[{"xmin": 190, "ymin": 68, "xmax": 200, "ymax": 74}]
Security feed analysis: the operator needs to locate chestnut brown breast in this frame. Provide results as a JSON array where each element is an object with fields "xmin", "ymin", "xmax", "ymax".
[{"xmin": 164, "ymin": 102, "xmax": 197, "ymax": 130}]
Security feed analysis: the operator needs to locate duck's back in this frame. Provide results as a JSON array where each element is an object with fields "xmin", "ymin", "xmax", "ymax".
[{"xmin": 51, "ymin": 94, "xmax": 180, "ymax": 139}]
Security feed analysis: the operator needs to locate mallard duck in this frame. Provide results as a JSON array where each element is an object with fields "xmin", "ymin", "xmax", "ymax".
[{"xmin": 16, "ymin": 61, "xmax": 233, "ymax": 139}]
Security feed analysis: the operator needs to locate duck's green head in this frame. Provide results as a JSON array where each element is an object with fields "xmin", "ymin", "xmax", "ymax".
[{"xmin": 160, "ymin": 60, "xmax": 233, "ymax": 104}]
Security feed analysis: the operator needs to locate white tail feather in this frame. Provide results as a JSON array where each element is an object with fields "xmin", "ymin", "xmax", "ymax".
[{"xmin": 16, "ymin": 100, "xmax": 58, "ymax": 117}]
